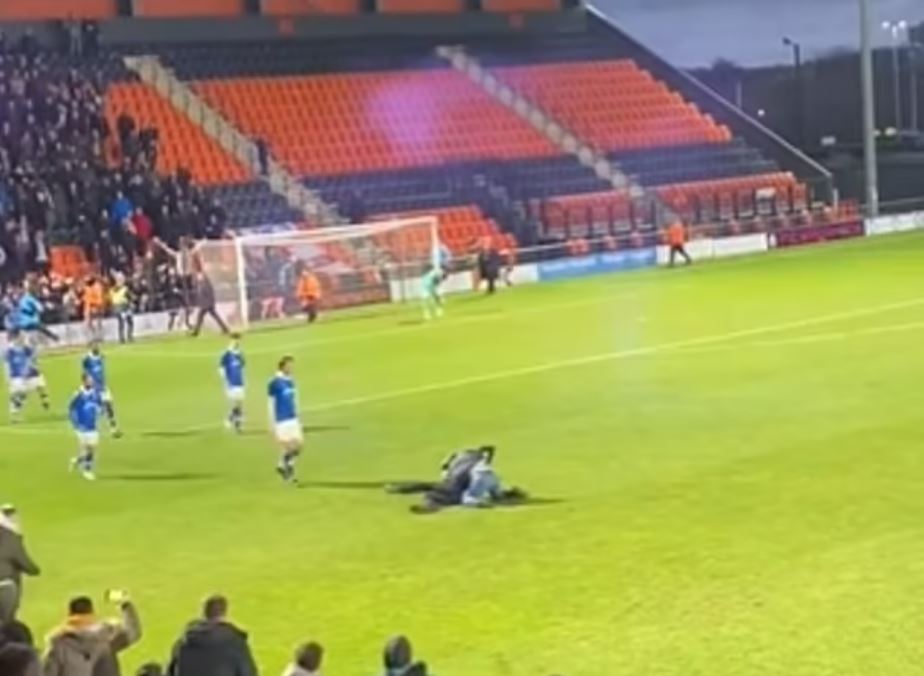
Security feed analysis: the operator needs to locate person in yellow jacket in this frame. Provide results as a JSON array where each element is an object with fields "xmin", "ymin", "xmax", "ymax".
[{"xmin": 109, "ymin": 273, "xmax": 133, "ymax": 344}]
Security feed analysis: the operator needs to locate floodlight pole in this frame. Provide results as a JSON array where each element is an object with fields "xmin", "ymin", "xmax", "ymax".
[{"xmin": 860, "ymin": 0, "xmax": 880, "ymax": 217}]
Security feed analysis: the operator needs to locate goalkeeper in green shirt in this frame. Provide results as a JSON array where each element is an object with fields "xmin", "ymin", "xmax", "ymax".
[{"xmin": 421, "ymin": 265, "xmax": 444, "ymax": 321}]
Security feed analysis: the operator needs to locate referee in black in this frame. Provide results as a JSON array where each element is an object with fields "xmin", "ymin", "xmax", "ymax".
[{"xmin": 189, "ymin": 271, "xmax": 230, "ymax": 337}]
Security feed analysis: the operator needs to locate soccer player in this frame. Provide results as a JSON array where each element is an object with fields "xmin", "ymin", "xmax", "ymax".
[
  {"xmin": 267, "ymin": 356, "xmax": 302, "ymax": 484},
  {"xmin": 69, "ymin": 374, "xmax": 102, "ymax": 481},
  {"xmin": 25, "ymin": 343, "xmax": 50, "ymax": 412},
  {"xmin": 81, "ymin": 342, "xmax": 121, "ymax": 438},
  {"xmin": 421, "ymin": 265, "xmax": 444, "ymax": 321},
  {"xmin": 219, "ymin": 333, "xmax": 245, "ymax": 433},
  {"xmin": 4, "ymin": 332, "xmax": 31, "ymax": 422}
]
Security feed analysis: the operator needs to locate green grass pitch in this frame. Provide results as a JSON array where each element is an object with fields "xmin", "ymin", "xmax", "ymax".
[{"xmin": 5, "ymin": 232, "xmax": 924, "ymax": 675}]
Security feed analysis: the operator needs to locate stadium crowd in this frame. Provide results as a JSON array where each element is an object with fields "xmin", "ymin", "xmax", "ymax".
[
  {"xmin": 0, "ymin": 37, "xmax": 231, "ymax": 331},
  {"xmin": 0, "ymin": 507, "xmax": 437, "ymax": 676}
]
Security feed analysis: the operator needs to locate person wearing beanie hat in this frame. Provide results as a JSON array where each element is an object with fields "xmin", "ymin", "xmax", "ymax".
[{"xmin": 382, "ymin": 635, "xmax": 429, "ymax": 676}]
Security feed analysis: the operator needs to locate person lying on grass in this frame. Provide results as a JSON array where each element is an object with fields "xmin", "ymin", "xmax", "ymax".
[{"xmin": 386, "ymin": 445, "xmax": 528, "ymax": 514}]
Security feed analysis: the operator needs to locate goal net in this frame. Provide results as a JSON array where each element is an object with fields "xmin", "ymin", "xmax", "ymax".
[{"xmin": 195, "ymin": 216, "xmax": 442, "ymax": 331}]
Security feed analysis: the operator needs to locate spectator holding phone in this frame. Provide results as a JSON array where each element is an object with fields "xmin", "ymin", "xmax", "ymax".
[{"xmin": 43, "ymin": 590, "xmax": 141, "ymax": 676}]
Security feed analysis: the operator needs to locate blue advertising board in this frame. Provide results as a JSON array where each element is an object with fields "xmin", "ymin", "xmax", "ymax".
[{"xmin": 537, "ymin": 248, "xmax": 657, "ymax": 282}]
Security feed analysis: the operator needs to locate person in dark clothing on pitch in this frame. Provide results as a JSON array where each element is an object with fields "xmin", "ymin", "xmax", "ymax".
[
  {"xmin": 477, "ymin": 245, "xmax": 501, "ymax": 295},
  {"xmin": 387, "ymin": 446, "xmax": 527, "ymax": 514},
  {"xmin": 167, "ymin": 595, "xmax": 257, "ymax": 676},
  {"xmin": 189, "ymin": 272, "xmax": 229, "ymax": 337}
]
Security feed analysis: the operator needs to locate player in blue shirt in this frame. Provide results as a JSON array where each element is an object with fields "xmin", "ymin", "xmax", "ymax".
[
  {"xmin": 15, "ymin": 286, "xmax": 58, "ymax": 341},
  {"xmin": 219, "ymin": 333, "xmax": 245, "ymax": 433},
  {"xmin": 421, "ymin": 265, "xmax": 444, "ymax": 321},
  {"xmin": 69, "ymin": 374, "xmax": 102, "ymax": 481},
  {"xmin": 4, "ymin": 331, "xmax": 31, "ymax": 422},
  {"xmin": 81, "ymin": 342, "xmax": 121, "ymax": 438},
  {"xmin": 267, "ymin": 356, "xmax": 302, "ymax": 484}
]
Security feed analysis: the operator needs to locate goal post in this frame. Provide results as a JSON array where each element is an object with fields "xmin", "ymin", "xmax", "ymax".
[{"xmin": 195, "ymin": 216, "xmax": 442, "ymax": 331}]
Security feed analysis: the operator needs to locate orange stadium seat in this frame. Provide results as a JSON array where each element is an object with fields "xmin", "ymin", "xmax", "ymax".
[
  {"xmin": 0, "ymin": 0, "xmax": 115, "ymax": 19},
  {"xmin": 481, "ymin": 0, "xmax": 560, "ymax": 12},
  {"xmin": 542, "ymin": 172, "xmax": 802, "ymax": 236},
  {"xmin": 378, "ymin": 0, "xmax": 464, "ymax": 13},
  {"xmin": 50, "ymin": 246, "xmax": 95, "ymax": 279},
  {"xmin": 371, "ymin": 206, "xmax": 510, "ymax": 254},
  {"xmin": 133, "ymin": 0, "xmax": 243, "ymax": 17},
  {"xmin": 262, "ymin": 0, "xmax": 360, "ymax": 14},
  {"xmin": 193, "ymin": 71, "xmax": 559, "ymax": 176},
  {"xmin": 495, "ymin": 60, "xmax": 732, "ymax": 153},
  {"xmin": 106, "ymin": 82, "xmax": 250, "ymax": 185}
]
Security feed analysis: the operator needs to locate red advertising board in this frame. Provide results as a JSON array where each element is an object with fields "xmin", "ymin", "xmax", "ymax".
[{"xmin": 773, "ymin": 220, "xmax": 864, "ymax": 248}]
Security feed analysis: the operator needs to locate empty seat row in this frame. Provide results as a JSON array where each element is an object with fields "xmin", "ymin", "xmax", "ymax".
[
  {"xmin": 194, "ymin": 71, "xmax": 558, "ymax": 176},
  {"xmin": 494, "ymin": 60, "xmax": 732, "ymax": 152}
]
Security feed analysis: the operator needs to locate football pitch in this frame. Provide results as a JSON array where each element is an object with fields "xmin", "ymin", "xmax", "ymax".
[{"xmin": 5, "ymin": 232, "xmax": 924, "ymax": 675}]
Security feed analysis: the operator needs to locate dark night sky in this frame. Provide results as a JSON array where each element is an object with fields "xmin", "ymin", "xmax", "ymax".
[{"xmin": 592, "ymin": 0, "xmax": 924, "ymax": 67}]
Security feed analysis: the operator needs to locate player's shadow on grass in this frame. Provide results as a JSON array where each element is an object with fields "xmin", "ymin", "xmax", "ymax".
[
  {"xmin": 496, "ymin": 496, "xmax": 565, "ymax": 509},
  {"xmin": 102, "ymin": 471, "xmax": 219, "ymax": 483},
  {"xmin": 298, "ymin": 480, "xmax": 390, "ymax": 491},
  {"xmin": 140, "ymin": 429, "xmax": 209, "ymax": 438}
]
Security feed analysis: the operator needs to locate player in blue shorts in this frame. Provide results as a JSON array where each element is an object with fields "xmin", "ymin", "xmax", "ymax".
[
  {"xmin": 267, "ymin": 356, "xmax": 302, "ymax": 484},
  {"xmin": 421, "ymin": 265, "xmax": 444, "ymax": 321},
  {"xmin": 69, "ymin": 374, "xmax": 102, "ymax": 481},
  {"xmin": 219, "ymin": 333, "xmax": 245, "ymax": 433},
  {"xmin": 81, "ymin": 342, "xmax": 121, "ymax": 438},
  {"xmin": 25, "ymin": 343, "xmax": 50, "ymax": 412},
  {"xmin": 4, "ymin": 331, "xmax": 31, "ymax": 422}
]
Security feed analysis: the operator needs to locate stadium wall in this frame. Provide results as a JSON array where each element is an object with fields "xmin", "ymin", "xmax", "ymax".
[
  {"xmin": 0, "ymin": 11, "xmax": 586, "ymax": 45},
  {"xmin": 865, "ymin": 211, "xmax": 924, "ymax": 236}
]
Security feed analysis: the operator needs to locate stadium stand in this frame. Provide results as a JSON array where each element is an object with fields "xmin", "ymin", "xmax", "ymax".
[
  {"xmin": 0, "ymin": 0, "xmax": 849, "ymax": 320},
  {"xmin": 131, "ymin": 27, "xmax": 828, "ymax": 244},
  {"xmin": 192, "ymin": 71, "xmax": 559, "ymax": 175}
]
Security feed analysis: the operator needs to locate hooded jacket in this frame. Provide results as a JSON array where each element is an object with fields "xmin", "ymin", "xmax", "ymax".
[
  {"xmin": 43, "ymin": 603, "xmax": 141, "ymax": 676},
  {"xmin": 0, "ymin": 518, "xmax": 39, "ymax": 584},
  {"xmin": 167, "ymin": 620, "xmax": 258, "ymax": 676}
]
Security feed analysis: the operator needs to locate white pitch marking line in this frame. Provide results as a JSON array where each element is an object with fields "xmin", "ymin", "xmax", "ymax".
[
  {"xmin": 304, "ymin": 296, "xmax": 924, "ymax": 413},
  {"xmin": 103, "ymin": 287, "xmax": 649, "ymax": 360},
  {"xmin": 3, "ymin": 296, "xmax": 924, "ymax": 437}
]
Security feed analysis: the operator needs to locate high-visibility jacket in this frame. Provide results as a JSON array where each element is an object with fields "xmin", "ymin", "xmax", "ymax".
[
  {"xmin": 296, "ymin": 272, "xmax": 321, "ymax": 301},
  {"xmin": 667, "ymin": 222, "xmax": 686, "ymax": 247}
]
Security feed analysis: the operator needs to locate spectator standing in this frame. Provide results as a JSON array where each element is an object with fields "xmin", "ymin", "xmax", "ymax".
[
  {"xmin": 281, "ymin": 642, "xmax": 323, "ymax": 676},
  {"xmin": 0, "ymin": 505, "xmax": 40, "ymax": 626},
  {"xmin": 82, "ymin": 276, "xmax": 105, "ymax": 341},
  {"xmin": 166, "ymin": 595, "xmax": 258, "ymax": 676},
  {"xmin": 109, "ymin": 273, "xmax": 133, "ymax": 344},
  {"xmin": 130, "ymin": 208, "xmax": 153, "ymax": 255},
  {"xmin": 43, "ymin": 592, "xmax": 141, "ymax": 676}
]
